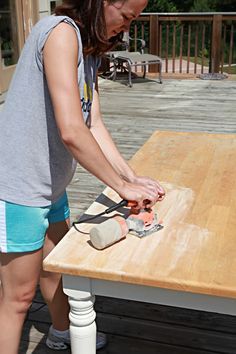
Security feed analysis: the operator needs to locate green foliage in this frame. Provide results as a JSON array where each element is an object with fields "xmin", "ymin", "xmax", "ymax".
[
  {"xmin": 144, "ymin": 0, "xmax": 177, "ymax": 12},
  {"xmin": 214, "ymin": 0, "xmax": 236, "ymax": 11},
  {"xmin": 190, "ymin": 0, "xmax": 213, "ymax": 12},
  {"xmin": 145, "ymin": 0, "xmax": 235, "ymax": 12}
]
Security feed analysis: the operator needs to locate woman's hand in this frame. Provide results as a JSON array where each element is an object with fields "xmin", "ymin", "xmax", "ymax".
[
  {"xmin": 117, "ymin": 179, "xmax": 165, "ymax": 209},
  {"xmin": 131, "ymin": 175, "xmax": 165, "ymax": 204}
]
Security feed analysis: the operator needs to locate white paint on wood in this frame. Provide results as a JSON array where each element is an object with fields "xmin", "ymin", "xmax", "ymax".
[
  {"xmin": 38, "ymin": 0, "xmax": 61, "ymax": 19},
  {"xmin": 39, "ymin": 0, "xmax": 49, "ymax": 12},
  {"xmin": 62, "ymin": 271, "xmax": 236, "ymax": 354},
  {"xmin": 68, "ymin": 296, "xmax": 96, "ymax": 354},
  {"xmin": 63, "ymin": 274, "xmax": 236, "ymax": 316}
]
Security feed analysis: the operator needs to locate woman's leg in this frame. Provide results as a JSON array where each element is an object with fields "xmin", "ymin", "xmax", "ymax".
[
  {"xmin": 40, "ymin": 219, "xmax": 70, "ymax": 330},
  {"xmin": 0, "ymin": 249, "xmax": 43, "ymax": 354}
]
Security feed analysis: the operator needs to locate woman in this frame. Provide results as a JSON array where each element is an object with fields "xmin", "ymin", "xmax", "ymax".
[{"xmin": 0, "ymin": 0, "xmax": 165, "ymax": 352}]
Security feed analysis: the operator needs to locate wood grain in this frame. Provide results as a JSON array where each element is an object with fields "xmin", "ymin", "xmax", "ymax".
[{"xmin": 44, "ymin": 131, "xmax": 236, "ymax": 299}]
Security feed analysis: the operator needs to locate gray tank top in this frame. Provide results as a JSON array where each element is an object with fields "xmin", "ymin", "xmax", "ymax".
[{"xmin": 0, "ymin": 16, "xmax": 100, "ymax": 206}]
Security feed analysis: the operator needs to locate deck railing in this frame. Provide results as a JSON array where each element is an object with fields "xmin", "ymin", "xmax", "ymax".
[{"xmin": 130, "ymin": 12, "xmax": 236, "ymax": 75}]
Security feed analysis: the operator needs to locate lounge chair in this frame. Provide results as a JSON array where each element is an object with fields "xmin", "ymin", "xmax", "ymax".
[{"xmin": 104, "ymin": 33, "xmax": 162, "ymax": 87}]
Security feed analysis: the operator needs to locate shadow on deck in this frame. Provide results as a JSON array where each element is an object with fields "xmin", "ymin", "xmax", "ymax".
[{"xmin": 21, "ymin": 77, "xmax": 236, "ymax": 353}]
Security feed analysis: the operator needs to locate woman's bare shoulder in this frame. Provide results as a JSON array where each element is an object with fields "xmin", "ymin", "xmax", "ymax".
[{"xmin": 44, "ymin": 21, "xmax": 79, "ymax": 52}]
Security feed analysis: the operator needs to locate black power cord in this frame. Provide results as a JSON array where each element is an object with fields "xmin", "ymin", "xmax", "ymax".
[{"xmin": 72, "ymin": 199, "xmax": 128, "ymax": 233}]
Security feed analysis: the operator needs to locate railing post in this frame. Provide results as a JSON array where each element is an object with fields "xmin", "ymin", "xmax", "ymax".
[
  {"xmin": 149, "ymin": 15, "xmax": 159, "ymax": 73},
  {"xmin": 211, "ymin": 14, "xmax": 222, "ymax": 73}
]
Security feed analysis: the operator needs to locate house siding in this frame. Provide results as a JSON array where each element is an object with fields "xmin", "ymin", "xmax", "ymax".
[{"xmin": 38, "ymin": 0, "xmax": 62, "ymax": 19}]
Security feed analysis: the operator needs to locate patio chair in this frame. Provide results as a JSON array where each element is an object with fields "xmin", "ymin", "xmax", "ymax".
[{"xmin": 104, "ymin": 33, "xmax": 162, "ymax": 87}]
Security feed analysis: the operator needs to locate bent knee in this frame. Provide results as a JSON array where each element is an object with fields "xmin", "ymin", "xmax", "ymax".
[{"xmin": 2, "ymin": 286, "xmax": 37, "ymax": 314}]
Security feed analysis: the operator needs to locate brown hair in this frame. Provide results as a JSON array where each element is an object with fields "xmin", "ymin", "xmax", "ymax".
[{"xmin": 55, "ymin": 0, "xmax": 125, "ymax": 56}]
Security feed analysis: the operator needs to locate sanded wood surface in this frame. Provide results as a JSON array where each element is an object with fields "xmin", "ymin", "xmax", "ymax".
[
  {"xmin": 67, "ymin": 78, "xmax": 236, "ymax": 222},
  {"xmin": 44, "ymin": 130, "xmax": 236, "ymax": 299}
]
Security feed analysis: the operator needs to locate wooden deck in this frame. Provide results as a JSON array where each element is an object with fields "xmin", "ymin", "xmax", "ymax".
[{"xmin": 21, "ymin": 76, "xmax": 236, "ymax": 353}]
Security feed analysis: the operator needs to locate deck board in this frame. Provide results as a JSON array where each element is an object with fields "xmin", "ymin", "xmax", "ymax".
[{"xmin": 21, "ymin": 77, "xmax": 236, "ymax": 353}]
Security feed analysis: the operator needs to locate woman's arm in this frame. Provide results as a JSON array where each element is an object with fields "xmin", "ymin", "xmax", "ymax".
[
  {"xmin": 90, "ymin": 87, "xmax": 136, "ymax": 183},
  {"xmin": 90, "ymin": 81, "xmax": 165, "ymax": 201},
  {"xmin": 43, "ymin": 23, "xmax": 161, "ymax": 207},
  {"xmin": 43, "ymin": 23, "xmax": 124, "ymax": 193}
]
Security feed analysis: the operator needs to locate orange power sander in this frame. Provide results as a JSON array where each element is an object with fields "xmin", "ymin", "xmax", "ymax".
[{"xmin": 86, "ymin": 200, "xmax": 163, "ymax": 250}]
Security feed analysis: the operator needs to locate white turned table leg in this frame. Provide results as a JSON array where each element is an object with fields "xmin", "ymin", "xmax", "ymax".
[
  {"xmin": 62, "ymin": 275, "xmax": 97, "ymax": 354},
  {"xmin": 68, "ymin": 295, "xmax": 96, "ymax": 354}
]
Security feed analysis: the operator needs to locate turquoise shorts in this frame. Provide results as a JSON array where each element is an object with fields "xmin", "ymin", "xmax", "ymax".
[{"xmin": 0, "ymin": 193, "xmax": 70, "ymax": 253}]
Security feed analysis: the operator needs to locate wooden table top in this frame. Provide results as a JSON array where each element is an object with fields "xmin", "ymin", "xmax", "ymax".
[{"xmin": 44, "ymin": 131, "xmax": 236, "ymax": 299}]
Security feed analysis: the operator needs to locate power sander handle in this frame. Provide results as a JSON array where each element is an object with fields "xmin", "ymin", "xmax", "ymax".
[{"xmin": 105, "ymin": 199, "xmax": 138, "ymax": 214}]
